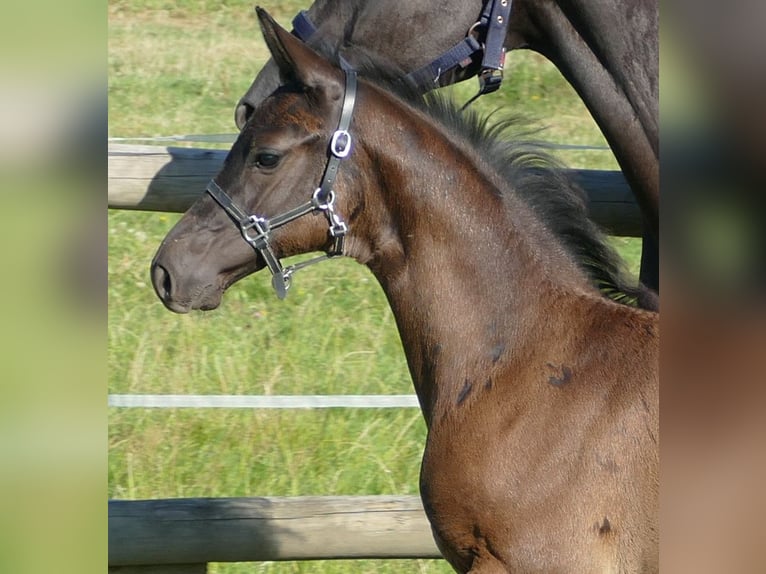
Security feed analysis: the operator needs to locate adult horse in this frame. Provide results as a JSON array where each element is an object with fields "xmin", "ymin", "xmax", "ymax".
[
  {"xmin": 152, "ymin": 10, "xmax": 658, "ymax": 572},
  {"xmin": 235, "ymin": 0, "xmax": 660, "ymax": 294}
]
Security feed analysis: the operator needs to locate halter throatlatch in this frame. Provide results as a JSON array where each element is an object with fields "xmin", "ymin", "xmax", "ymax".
[
  {"xmin": 206, "ymin": 68, "xmax": 358, "ymax": 299},
  {"xmin": 292, "ymin": 0, "xmax": 512, "ymax": 102}
]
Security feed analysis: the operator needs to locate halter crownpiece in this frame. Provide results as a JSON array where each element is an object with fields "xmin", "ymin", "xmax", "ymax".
[{"xmin": 206, "ymin": 68, "xmax": 358, "ymax": 299}]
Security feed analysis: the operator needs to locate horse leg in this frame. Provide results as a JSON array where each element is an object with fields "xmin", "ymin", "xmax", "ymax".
[{"xmin": 639, "ymin": 230, "xmax": 659, "ymax": 293}]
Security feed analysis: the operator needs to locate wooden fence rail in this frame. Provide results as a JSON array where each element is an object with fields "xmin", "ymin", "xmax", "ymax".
[
  {"xmin": 109, "ymin": 495, "xmax": 441, "ymax": 573},
  {"xmin": 108, "ymin": 144, "xmax": 642, "ymax": 237}
]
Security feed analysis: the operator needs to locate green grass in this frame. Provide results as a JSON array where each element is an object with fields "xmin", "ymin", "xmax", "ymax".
[{"xmin": 108, "ymin": 2, "xmax": 640, "ymax": 572}]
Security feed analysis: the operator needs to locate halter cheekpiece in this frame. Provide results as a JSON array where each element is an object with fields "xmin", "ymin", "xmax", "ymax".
[{"xmin": 206, "ymin": 67, "xmax": 358, "ymax": 299}]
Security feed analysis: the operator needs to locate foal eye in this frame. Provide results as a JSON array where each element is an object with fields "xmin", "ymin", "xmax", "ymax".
[{"xmin": 254, "ymin": 152, "xmax": 281, "ymax": 169}]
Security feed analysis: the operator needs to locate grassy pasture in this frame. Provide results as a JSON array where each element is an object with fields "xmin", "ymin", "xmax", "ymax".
[{"xmin": 108, "ymin": 1, "xmax": 640, "ymax": 572}]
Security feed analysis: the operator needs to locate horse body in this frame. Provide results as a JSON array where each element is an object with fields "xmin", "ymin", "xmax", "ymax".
[
  {"xmin": 236, "ymin": 0, "xmax": 659, "ymax": 291},
  {"xmin": 152, "ymin": 11, "xmax": 658, "ymax": 572}
]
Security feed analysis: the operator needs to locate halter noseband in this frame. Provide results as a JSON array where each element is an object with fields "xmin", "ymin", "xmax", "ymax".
[{"xmin": 207, "ymin": 68, "xmax": 358, "ymax": 300}]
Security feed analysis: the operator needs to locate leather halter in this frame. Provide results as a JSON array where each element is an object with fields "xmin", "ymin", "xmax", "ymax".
[
  {"xmin": 292, "ymin": 0, "xmax": 512, "ymax": 98},
  {"xmin": 206, "ymin": 68, "xmax": 358, "ymax": 299}
]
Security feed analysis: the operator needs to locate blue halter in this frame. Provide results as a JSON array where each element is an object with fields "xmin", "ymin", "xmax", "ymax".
[{"xmin": 292, "ymin": 0, "xmax": 512, "ymax": 97}]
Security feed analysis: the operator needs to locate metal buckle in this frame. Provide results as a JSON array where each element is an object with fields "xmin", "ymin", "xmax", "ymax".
[
  {"xmin": 240, "ymin": 215, "xmax": 270, "ymax": 250},
  {"xmin": 328, "ymin": 211, "xmax": 348, "ymax": 237},
  {"xmin": 330, "ymin": 130, "xmax": 352, "ymax": 158},
  {"xmin": 273, "ymin": 271, "xmax": 291, "ymax": 299},
  {"xmin": 478, "ymin": 67, "xmax": 504, "ymax": 94}
]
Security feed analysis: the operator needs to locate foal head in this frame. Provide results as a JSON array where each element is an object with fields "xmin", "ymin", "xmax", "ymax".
[{"xmin": 151, "ymin": 10, "xmax": 365, "ymax": 312}]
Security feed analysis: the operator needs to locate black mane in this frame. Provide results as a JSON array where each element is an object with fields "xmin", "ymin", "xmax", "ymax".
[{"xmin": 306, "ymin": 39, "xmax": 655, "ymax": 309}]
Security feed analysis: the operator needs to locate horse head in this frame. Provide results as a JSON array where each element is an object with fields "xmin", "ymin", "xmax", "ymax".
[{"xmin": 234, "ymin": 1, "xmax": 486, "ymax": 129}]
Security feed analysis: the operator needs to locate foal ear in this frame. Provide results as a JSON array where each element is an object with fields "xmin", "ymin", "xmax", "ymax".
[{"xmin": 256, "ymin": 7, "xmax": 342, "ymax": 94}]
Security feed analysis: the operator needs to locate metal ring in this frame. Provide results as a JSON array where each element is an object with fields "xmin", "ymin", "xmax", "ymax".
[
  {"xmin": 467, "ymin": 20, "xmax": 483, "ymax": 40},
  {"xmin": 330, "ymin": 130, "xmax": 352, "ymax": 158},
  {"xmin": 312, "ymin": 188, "xmax": 336, "ymax": 209}
]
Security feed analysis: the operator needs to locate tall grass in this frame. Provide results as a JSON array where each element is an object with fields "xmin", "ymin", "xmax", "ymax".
[{"xmin": 108, "ymin": 2, "xmax": 639, "ymax": 572}]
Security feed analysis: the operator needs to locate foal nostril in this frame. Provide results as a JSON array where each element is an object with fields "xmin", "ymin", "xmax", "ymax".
[{"xmin": 151, "ymin": 263, "xmax": 173, "ymax": 301}]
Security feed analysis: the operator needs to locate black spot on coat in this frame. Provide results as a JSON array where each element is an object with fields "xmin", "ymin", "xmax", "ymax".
[{"xmin": 456, "ymin": 379, "xmax": 473, "ymax": 405}]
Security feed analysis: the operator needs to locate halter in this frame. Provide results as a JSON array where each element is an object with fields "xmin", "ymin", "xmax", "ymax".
[
  {"xmin": 206, "ymin": 68, "xmax": 358, "ymax": 300},
  {"xmin": 292, "ymin": 0, "xmax": 512, "ymax": 99}
]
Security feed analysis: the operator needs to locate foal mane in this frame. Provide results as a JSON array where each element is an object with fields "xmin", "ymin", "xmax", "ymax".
[
  {"xmin": 434, "ymin": 103, "xmax": 652, "ymax": 308},
  {"xmin": 426, "ymin": 103, "xmax": 654, "ymax": 308},
  {"xmin": 305, "ymin": 39, "xmax": 654, "ymax": 309}
]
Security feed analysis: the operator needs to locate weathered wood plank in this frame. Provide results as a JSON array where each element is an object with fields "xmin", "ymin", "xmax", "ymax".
[
  {"xmin": 108, "ymin": 144, "xmax": 223, "ymax": 213},
  {"xmin": 107, "ymin": 144, "xmax": 642, "ymax": 236},
  {"xmin": 108, "ymin": 496, "xmax": 442, "ymax": 567},
  {"xmin": 108, "ymin": 564, "xmax": 206, "ymax": 574}
]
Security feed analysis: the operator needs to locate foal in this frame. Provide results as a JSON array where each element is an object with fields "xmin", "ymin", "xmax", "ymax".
[{"xmin": 151, "ymin": 10, "xmax": 658, "ymax": 573}]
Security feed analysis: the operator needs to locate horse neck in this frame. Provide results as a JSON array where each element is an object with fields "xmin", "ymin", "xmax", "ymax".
[
  {"xmin": 310, "ymin": 0, "xmax": 482, "ymax": 71},
  {"xmin": 516, "ymin": 0, "xmax": 659, "ymax": 232},
  {"xmin": 348, "ymin": 91, "xmax": 597, "ymax": 425}
]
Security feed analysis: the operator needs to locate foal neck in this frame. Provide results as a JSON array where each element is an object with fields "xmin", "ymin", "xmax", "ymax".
[{"xmin": 347, "ymin": 88, "xmax": 601, "ymax": 423}]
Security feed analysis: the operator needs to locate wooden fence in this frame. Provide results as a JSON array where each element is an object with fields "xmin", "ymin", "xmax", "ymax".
[
  {"xmin": 109, "ymin": 495, "xmax": 441, "ymax": 572},
  {"xmin": 108, "ymin": 143, "xmax": 643, "ymax": 237}
]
